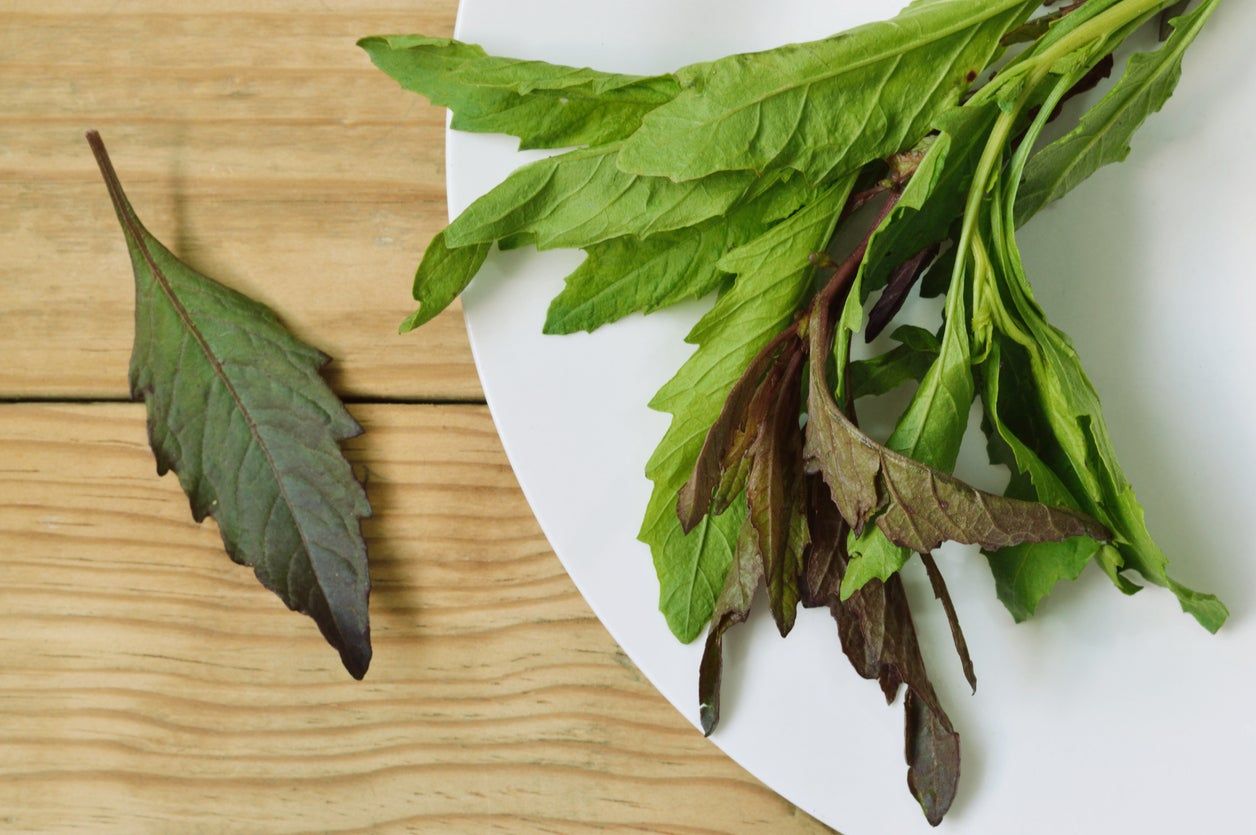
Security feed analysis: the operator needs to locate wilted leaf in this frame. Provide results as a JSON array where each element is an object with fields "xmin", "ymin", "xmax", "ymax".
[
  {"xmin": 921, "ymin": 553, "xmax": 976, "ymax": 692},
  {"xmin": 811, "ymin": 478, "xmax": 961, "ymax": 826},
  {"xmin": 805, "ymin": 277, "xmax": 1108, "ymax": 556},
  {"xmin": 746, "ymin": 348, "xmax": 808, "ymax": 636}
]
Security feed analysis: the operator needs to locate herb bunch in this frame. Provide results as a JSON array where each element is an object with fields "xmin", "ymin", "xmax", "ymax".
[{"xmin": 363, "ymin": 0, "xmax": 1226, "ymax": 823}]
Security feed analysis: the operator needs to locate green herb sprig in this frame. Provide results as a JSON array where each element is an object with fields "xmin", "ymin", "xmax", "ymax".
[{"xmin": 363, "ymin": 0, "xmax": 1226, "ymax": 822}]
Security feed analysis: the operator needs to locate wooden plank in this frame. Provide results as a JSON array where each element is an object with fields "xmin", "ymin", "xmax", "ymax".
[
  {"xmin": 0, "ymin": 403, "xmax": 829, "ymax": 833},
  {"xmin": 0, "ymin": 1, "xmax": 482, "ymax": 401}
]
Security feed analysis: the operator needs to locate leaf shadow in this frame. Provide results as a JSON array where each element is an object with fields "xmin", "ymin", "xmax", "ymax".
[{"xmin": 354, "ymin": 467, "xmax": 425, "ymax": 627}]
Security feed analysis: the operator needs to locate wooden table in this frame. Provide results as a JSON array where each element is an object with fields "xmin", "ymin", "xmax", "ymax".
[{"xmin": 0, "ymin": 2, "xmax": 829, "ymax": 831}]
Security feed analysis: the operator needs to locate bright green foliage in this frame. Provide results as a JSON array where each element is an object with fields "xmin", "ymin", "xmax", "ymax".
[
  {"xmin": 1018, "ymin": 0, "xmax": 1222, "ymax": 219},
  {"xmin": 400, "ymin": 232, "xmax": 490, "ymax": 332},
  {"xmin": 639, "ymin": 180, "xmax": 852, "ymax": 641},
  {"xmin": 359, "ymin": 35, "xmax": 679, "ymax": 149},
  {"xmin": 368, "ymin": 0, "xmax": 1230, "ymax": 648},
  {"xmin": 443, "ymin": 143, "xmax": 757, "ymax": 251},
  {"xmin": 617, "ymin": 0, "xmax": 1040, "ymax": 183},
  {"xmin": 544, "ymin": 173, "xmax": 817, "ymax": 334}
]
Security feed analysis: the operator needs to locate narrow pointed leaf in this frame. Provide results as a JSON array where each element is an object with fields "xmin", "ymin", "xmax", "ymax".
[
  {"xmin": 544, "ymin": 173, "xmax": 815, "ymax": 335},
  {"xmin": 617, "ymin": 0, "xmax": 1039, "ymax": 183},
  {"xmin": 359, "ymin": 35, "xmax": 680, "ymax": 150},
  {"xmin": 677, "ymin": 326, "xmax": 797, "ymax": 532},
  {"xmin": 1017, "ymin": 0, "xmax": 1222, "ymax": 221},
  {"xmin": 746, "ymin": 349, "xmax": 807, "ymax": 636},
  {"xmin": 698, "ymin": 519, "xmax": 764, "ymax": 736},
  {"xmin": 812, "ymin": 475, "xmax": 961, "ymax": 824},
  {"xmin": 88, "ymin": 132, "xmax": 373, "ymax": 679},
  {"xmin": 641, "ymin": 179, "xmax": 852, "ymax": 642},
  {"xmin": 921, "ymin": 552, "xmax": 976, "ymax": 692},
  {"xmin": 400, "ymin": 231, "xmax": 490, "ymax": 332},
  {"xmin": 444, "ymin": 142, "xmax": 756, "ymax": 252}
]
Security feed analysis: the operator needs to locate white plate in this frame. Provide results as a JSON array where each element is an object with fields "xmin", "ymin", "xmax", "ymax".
[{"xmin": 449, "ymin": 3, "xmax": 1256, "ymax": 832}]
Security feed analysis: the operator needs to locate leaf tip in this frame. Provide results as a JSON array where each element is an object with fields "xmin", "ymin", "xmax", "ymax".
[
  {"xmin": 699, "ymin": 703, "xmax": 718, "ymax": 737},
  {"xmin": 540, "ymin": 314, "xmax": 573, "ymax": 337},
  {"xmin": 333, "ymin": 621, "xmax": 373, "ymax": 680},
  {"xmin": 341, "ymin": 643, "xmax": 372, "ymax": 681},
  {"xmin": 398, "ymin": 308, "xmax": 426, "ymax": 334}
]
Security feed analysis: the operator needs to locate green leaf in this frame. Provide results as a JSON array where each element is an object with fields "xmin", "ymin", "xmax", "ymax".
[
  {"xmin": 1000, "ymin": 311, "xmax": 1226, "ymax": 630},
  {"xmin": 987, "ymin": 164, "xmax": 1227, "ymax": 631},
  {"xmin": 359, "ymin": 35, "xmax": 680, "ymax": 149},
  {"xmin": 640, "ymin": 179, "xmax": 853, "ymax": 642},
  {"xmin": 841, "ymin": 526, "xmax": 911, "ymax": 601},
  {"xmin": 848, "ymin": 325, "xmax": 941, "ymax": 400},
  {"xmin": 399, "ymin": 232, "xmax": 490, "ymax": 333},
  {"xmin": 617, "ymin": 0, "xmax": 1039, "ymax": 183},
  {"xmin": 840, "ymin": 198, "xmax": 980, "ymax": 599},
  {"xmin": 1017, "ymin": 0, "xmax": 1222, "ymax": 221},
  {"xmin": 991, "ymin": 536, "xmax": 1099, "ymax": 622},
  {"xmin": 859, "ymin": 104, "xmax": 1002, "ymax": 301},
  {"xmin": 884, "ymin": 296, "xmax": 973, "ymax": 471},
  {"xmin": 543, "ymin": 173, "xmax": 816, "ymax": 335},
  {"xmin": 979, "ymin": 339, "xmax": 1101, "ymax": 621},
  {"xmin": 87, "ymin": 132, "xmax": 373, "ymax": 679},
  {"xmin": 830, "ymin": 103, "xmax": 996, "ymax": 400},
  {"xmin": 444, "ymin": 142, "xmax": 757, "ymax": 251},
  {"xmin": 698, "ymin": 518, "xmax": 763, "ymax": 736}
]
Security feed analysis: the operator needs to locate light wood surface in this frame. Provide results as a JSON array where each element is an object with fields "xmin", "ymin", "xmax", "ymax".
[
  {"xmin": 1, "ymin": 0, "xmax": 478, "ymax": 401},
  {"xmin": 0, "ymin": 405, "xmax": 827, "ymax": 833},
  {"xmin": 0, "ymin": 2, "xmax": 829, "ymax": 831}
]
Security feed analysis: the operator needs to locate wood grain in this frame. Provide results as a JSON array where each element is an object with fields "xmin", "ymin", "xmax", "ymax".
[
  {"xmin": 0, "ymin": 404, "xmax": 829, "ymax": 833},
  {"xmin": 0, "ymin": 1, "xmax": 480, "ymax": 401},
  {"xmin": 0, "ymin": 2, "xmax": 830, "ymax": 829}
]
